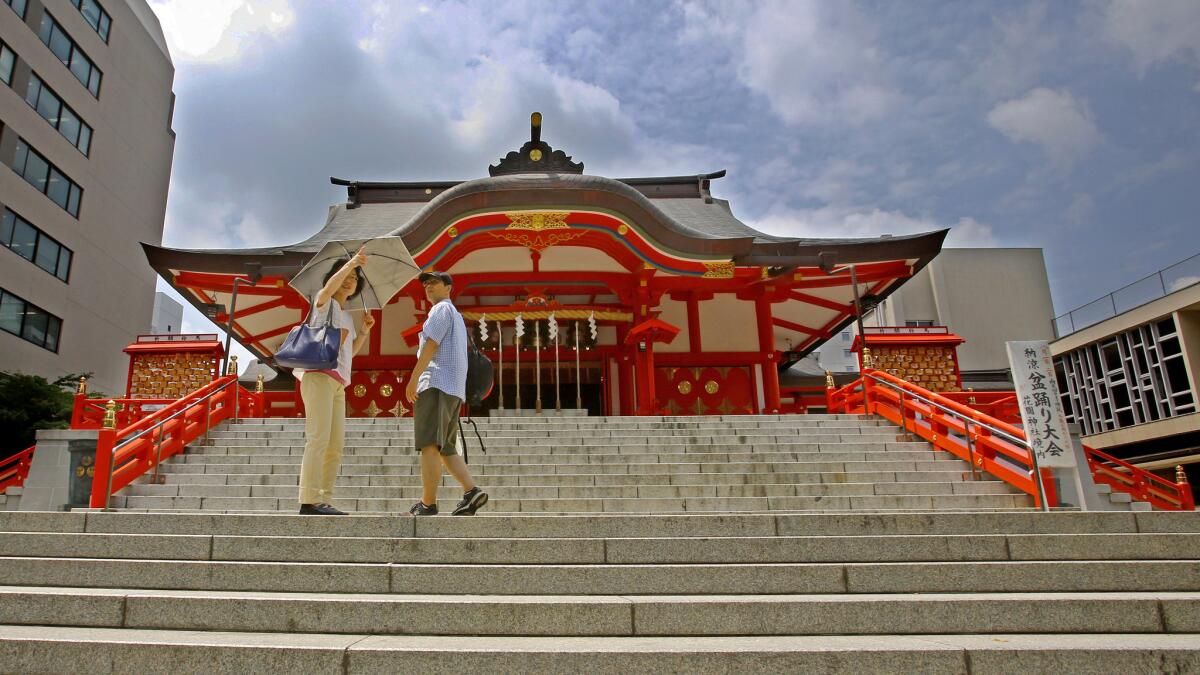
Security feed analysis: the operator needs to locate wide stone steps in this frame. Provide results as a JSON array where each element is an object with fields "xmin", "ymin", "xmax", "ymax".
[
  {"xmin": 0, "ymin": 511, "xmax": 1197, "ymax": 672},
  {"xmin": 109, "ymin": 414, "xmax": 1037, "ymax": 514}
]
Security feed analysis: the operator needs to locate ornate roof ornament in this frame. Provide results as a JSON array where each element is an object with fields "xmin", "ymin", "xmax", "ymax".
[{"xmin": 489, "ymin": 112, "xmax": 584, "ymax": 176}]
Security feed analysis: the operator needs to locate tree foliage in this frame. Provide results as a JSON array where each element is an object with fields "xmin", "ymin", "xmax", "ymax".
[{"xmin": 0, "ymin": 372, "xmax": 89, "ymax": 455}]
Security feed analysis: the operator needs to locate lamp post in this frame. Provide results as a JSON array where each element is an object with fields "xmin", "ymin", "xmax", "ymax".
[{"xmin": 222, "ymin": 263, "xmax": 263, "ymax": 376}]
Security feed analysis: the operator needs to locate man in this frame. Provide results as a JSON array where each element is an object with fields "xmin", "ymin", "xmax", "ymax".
[{"xmin": 404, "ymin": 271, "xmax": 488, "ymax": 516}]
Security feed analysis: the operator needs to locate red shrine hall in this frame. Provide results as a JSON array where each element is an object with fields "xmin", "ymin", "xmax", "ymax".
[{"xmin": 145, "ymin": 114, "xmax": 947, "ymax": 417}]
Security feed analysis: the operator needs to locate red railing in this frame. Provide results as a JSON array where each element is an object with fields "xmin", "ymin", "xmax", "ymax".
[
  {"xmin": 0, "ymin": 446, "xmax": 35, "ymax": 494},
  {"xmin": 780, "ymin": 386, "xmax": 829, "ymax": 413},
  {"xmin": 940, "ymin": 391, "xmax": 1021, "ymax": 424},
  {"xmin": 89, "ymin": 375, "xmax": 261, "ymax": 509},
  {"xmin": 1085, "ymin": 445, "xmax": 1194, "ymax": 511},
  {"xmin": 828, "ymin": 369, "xmax": 1194, "ymax": 511},
  {"xmin": 72, "ymin": 396, "xmax": 181, "ymax": 429}
]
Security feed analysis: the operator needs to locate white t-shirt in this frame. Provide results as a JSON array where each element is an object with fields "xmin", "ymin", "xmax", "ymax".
[{"xmin": 293, "ymin": 297, "xmax": 356, "ymax": 386}]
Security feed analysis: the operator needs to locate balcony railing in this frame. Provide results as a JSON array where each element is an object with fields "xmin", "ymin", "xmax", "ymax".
[{"xmin": 1054, "ymin": 253, "xmax": 1200, "ymax": 338}]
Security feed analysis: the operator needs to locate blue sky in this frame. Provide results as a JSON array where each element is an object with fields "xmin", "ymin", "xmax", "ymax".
[{"xmin": 149, "ymin": 0, "xmax": 1200, "ymax": 348}]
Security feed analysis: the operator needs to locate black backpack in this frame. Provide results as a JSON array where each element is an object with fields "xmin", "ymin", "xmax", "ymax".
[
  {"xmin": 457, "ymin": 315, "xmax": 494, "ymax": 463},
  {"xmin": 462, "ymin": 318, "xmax": 494, "ymax": 407}
]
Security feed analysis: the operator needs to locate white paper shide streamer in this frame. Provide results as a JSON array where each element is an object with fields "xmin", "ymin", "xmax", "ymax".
[
  {"xmin": 548, "ymin": 312, "xmax": 558, "ymax": 341},
  {"xmin": 478, "ymin": 314, "xmax": 489, "ymax": 342},
  {"xmin": 588, "ymin": 312, "xmax": 597, "ymax": 341},
  {"xmin": 515, "ymin": 314, "xmax": 525, "ymax": 338}
]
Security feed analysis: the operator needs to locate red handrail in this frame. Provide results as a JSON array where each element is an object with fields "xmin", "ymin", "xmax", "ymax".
[
  {"xmin": 1085, "ymin": 445, "xmax": 1194, "ymax": 511},
  {"xmin": 0, "ymin": 446, "xmax": 36, "ymax": 494},
  {"xmin": 88, "ymin": 375, "xmax": 262, "ymax": 509},
  {"xmin": 828, "ymin": 369, "xmax": 1194, "ymax": 511}
]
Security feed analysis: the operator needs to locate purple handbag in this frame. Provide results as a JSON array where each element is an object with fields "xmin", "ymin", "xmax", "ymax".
[{"xmin": 274, "ymin": 301, "xmax": 340, "ymax": 370}]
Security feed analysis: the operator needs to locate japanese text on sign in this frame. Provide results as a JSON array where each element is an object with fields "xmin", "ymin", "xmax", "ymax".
[{"xmin": 1006, "ymin": 341, "xmax": 1077, "ymax": 468}]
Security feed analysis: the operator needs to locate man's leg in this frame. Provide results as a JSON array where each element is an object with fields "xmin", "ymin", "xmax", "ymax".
[
  {"xmin": 419, "ymin": 445, "xmax": 442, "ymax": 506},
  {"xmin": 440, "ymin": 454, "xmax": 476, "ymax": 493}
]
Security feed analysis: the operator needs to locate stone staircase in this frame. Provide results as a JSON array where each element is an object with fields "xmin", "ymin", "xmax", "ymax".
[
  {"xmin": 0, "ymin": 509, "xmax": 1197, "ymax": 671},
  {"xmin": 113, "ymin": 415, "xmax": 1035, "ymax": 513},
  {"xmin": 2, "ymin": 415, "xmax": 1194, "ymax": 671}
]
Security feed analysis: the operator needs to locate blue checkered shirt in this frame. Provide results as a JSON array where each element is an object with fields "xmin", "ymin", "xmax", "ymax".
[{"xmin": 416, "ymin": 299, "xmax": 467, "ymax": 401}]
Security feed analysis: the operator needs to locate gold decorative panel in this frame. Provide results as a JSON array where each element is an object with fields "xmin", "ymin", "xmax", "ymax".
[
  {"xmin": 505, "ymin": 212, "xmax": 570, "ymax": 231},
  {"xmin": 704, "ymin": 380, "xmax": 719, "ymax": 395},
  {"xmin": 677, "ymin": 380, "xmax": 693, "ymax": 395},
  {"xmin": 702, "ymin": 261, "xmax": 735, "ymax": 279}
]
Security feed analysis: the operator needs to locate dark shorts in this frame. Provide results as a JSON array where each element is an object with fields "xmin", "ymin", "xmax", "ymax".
[{"xmin": 414, "ymin": 388, "xmax": 462, "ymax": 456}]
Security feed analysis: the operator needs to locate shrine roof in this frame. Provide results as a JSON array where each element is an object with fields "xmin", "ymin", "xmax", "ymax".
[{"xmin": 144, "ymin": 170, "xmax": 945, "ymax": 275}]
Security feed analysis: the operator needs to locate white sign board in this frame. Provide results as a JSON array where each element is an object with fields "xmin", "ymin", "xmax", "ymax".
[{"xmin": 1006, "ymin": 340, "xmax": 1077, "ymax": 468}]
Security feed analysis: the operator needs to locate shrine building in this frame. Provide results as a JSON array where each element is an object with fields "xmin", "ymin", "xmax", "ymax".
[{"xmin": 145, "ymin": 114, "xmax": 947, "ymax": 417}]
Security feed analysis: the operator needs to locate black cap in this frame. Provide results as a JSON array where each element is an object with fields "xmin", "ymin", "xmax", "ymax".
[{"xmin": 419, "ymin": 271, "xmax": 453, "ymax": 285}]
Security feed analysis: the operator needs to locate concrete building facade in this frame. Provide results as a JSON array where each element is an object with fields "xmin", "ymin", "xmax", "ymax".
[
  {"xmin": 0, "ymin": 0, "xmax": 174, "ymax": 395},
  {"xmin": 816, "ymin": 248, "xmax": 1057, "ymax": 388},
  {"xmin": 149, "ymin": 290, "xmax": 179, "ymax": 334},
  {"xmin": 1050, "ymin": 274, "xmax": 1199, "ymax": 479}
]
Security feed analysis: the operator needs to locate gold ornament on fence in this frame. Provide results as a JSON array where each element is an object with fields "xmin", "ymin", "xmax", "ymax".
[
  {"xmin": 353, "ymin": 384, "xmax": 367, "ymax": 398},
  {"xmin": 380, "ymin": 384, "xmax": 394, "ymax": 397},
  {"xmin": 227, "ymin": 354, "xmax": 238, "ymax": 376},
  {"xmin": 825, "ymin": 371, "xmax": 835, "ymax": 389},
  {"xmin": 364, "ymin": 400, "xmax": 382, "ymax": 417},
  {"xmin": 102, "ymin": 400, "xmax": 117, "ymax": 430},
  {"xmin": 255, "ymin": 374, "xmax": 264, "ymax": 393},
  {"xmin": 77, "ymin": 376, "xmax": 87, "ymax": 395},
  {"xmin": 704, "ymin": 380, "xmax": 719, "ymax": 395},
  {"xmin": 677, "ymin": 380, "xmax": 693, "ymax": 395}
]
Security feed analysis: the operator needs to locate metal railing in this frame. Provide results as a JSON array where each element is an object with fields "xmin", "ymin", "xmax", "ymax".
[
  {"xmin": 0, "ymin": 446, "xmax": 36, "ymax": 494},
  {"xmin": 1054, "ymin": 253, "xmax": 1200, "ymax": 337},
  {"xmin": 827, "ymin": 369, "xmax": 1195, "ymax": 511},
  {"xmin": 859, "ymin": 370, "xmax": 1054, "ymax": 509},
  {"xmin": 90, "ymin": 375, "xmax": 260, "ymax": 510}
]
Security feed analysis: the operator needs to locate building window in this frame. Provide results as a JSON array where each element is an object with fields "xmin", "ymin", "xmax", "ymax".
[
  {"xmin": 843, "ymin": 349, "xmax": 853, "ymax": 358},
  {"xmin": 841, "ymin": 331, "xmax": 851, "ymax": 341},
  {"xmin": 24, "ymin": 73, "xmax": 93, "ymax": 155},
  {"xmin": 4, "ymin": 0, "xmax": 26, "ymax": 20},
  {"xmin": 0, "ymin": 209, "xmax": 72, "ymax": 282},
  {"xmin": 0, "ymin": 288, "xmax": 62, "ymax": 352},
  {"xmin": 905, "ymin": 319, "xmax": 935, "ymax": 327},
  {"xmin": 8, "ymin": 138, "xmax": 83, "ymax": 217},
  {"xmin": 71, "ymin": 0, "xmax": 111, "ymax": 42},
  {"xmin": 844, "ymin": 365, "xmax": 857, "ymax": 372},
  {"xmin": 1056, "ymin": 316, "xmax": 1195, "ymax": 434},
  {"xmin": 0, "ymin": 43, "xmax": 14, "ymax": 85},
  {"xmin": 37, "ymin": 12, "xmax": 102, "ymax": 98}
]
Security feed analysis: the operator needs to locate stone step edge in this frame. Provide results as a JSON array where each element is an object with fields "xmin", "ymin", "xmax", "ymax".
[
  {"xmin": 1, "ymin": 587, "xmax": 1197, "ymax": 637},
  {"xmin": 9, "ymin": 509, "xmax": 1195, "ymax": 537},
  {"xmin": 4, "ymin": 625, "xmax": 1195, "ymax": 668}
]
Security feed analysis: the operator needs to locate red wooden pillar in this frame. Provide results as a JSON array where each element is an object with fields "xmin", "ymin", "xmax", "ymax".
[
  {"xmin": 686, "ymin": 293, "xmax": 702, "ymax": 353},
  {"xmin": 616, "ymin": 324, "xmax": 633, "ymax": 415},
  {"xmin": 634, "ymin": 340, "xmax": 658, "ymax": 416},
  {"xmin": 755, "ymin": 295, "xmax": 782, "ymax": 414}
]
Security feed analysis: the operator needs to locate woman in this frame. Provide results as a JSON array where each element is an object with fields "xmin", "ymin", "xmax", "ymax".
[{"xmin": 295, "ymin": 248, "xmax": 375, "ymax": 515}]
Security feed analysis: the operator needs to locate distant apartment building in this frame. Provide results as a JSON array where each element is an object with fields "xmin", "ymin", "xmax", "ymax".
[
  {"xmin": 1050, "ymin": 254, "xmax": 1199, "ymax": 479},
  {"xmin": 816, "ymin": 248, "xmax": 1057, "ymax": 389},
  {"xmin": 149, "ymin": 290, "xmax": 180, "ymax": 334},
  {"xmin": 0, "ymin": 0, "xmax": 174, "ymax": 395}
]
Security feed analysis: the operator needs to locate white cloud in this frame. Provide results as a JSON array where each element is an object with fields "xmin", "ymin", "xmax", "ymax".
[
  {"xmin": 750, "ymin": 206, "xmax": 997, "ymax": 248},
  {"xmin": 149, "ymin": 0, "xmax": 295, "ymax": 63},
  {"xmin": 680, "ymin": 0, "xmax": 900, "ymax": 125},
  {"xmin": 987, "ymin": 88, "xmax": 1100, "ymax": 163},
  {"xmin": 1103, "ymin": 0, "xmax": 1200, "ymax": 73}
]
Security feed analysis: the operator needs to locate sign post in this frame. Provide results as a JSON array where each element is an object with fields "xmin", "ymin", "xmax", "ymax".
[{"xmin": 1007, "ymin": 340, "xmax": 1083, "ymax": 511}]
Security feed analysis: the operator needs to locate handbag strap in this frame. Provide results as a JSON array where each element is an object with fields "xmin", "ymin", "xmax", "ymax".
[{"xmin": 306, "ymin": 295, "xmax": 338, "ymax": 329}]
